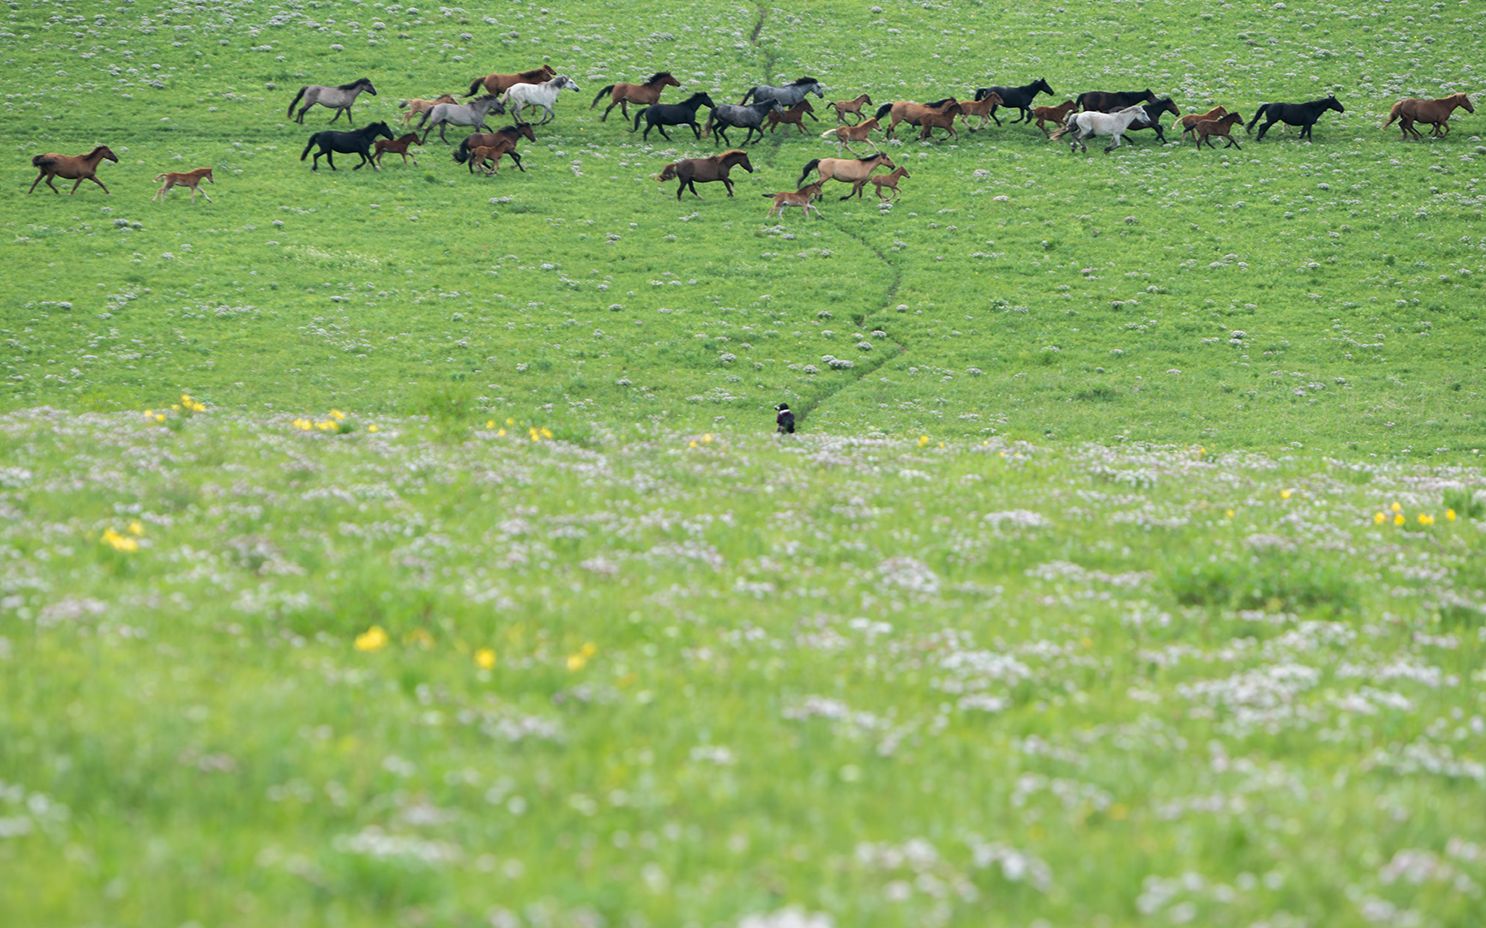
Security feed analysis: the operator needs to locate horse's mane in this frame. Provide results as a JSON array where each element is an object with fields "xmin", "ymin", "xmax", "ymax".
[
  {"xmin": 924, "ymin": 97, "xmax": 955, "ymax": 108},
  {"xmin": 648, "ymin": 71, "xmax": 673, "ymax": 83},
  {"xmin": 792, "ymin": 77, "xmax": 819, "ymax": 86},
  {"xmin": 856, "ymin": 153, "xmax": 886, "ymax": 161},
  {"xmin": 719, "ymin": 149, "xmax": 748, "ymax": 161},
  {"xmin": 337, "ymin": 78, "xmax": 372, "ymax": 90}
]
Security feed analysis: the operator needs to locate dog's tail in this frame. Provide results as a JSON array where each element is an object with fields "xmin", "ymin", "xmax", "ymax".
[
  {"xmin": 287, "ymin": 86, "xmax": 307, "ymax": 119},
  {"xmin": 797, "ymin": 158, "xmax": 821, "ymax": 187},
  {"xmin": 591, "ymin": 84, "xmax": 615, "ymax": 108},
  {"xmin": 1246, "ymin": 104, "xmax": 1268, "ymax": 134}
]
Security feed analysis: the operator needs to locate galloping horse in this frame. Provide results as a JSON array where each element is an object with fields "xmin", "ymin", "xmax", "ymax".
[
  {"xmin": 1383, "ymin": 93, "xmax": 1473, "ymax": 140},
  {"xmin": 1122, "ymin": 97, "xmax": 1181, "ymax": 142},
  {"xmin": 590, "ymin": 72, "xmax": 681, "ymax": 122},
  {"xmin": 300, "ymin": 122, "xmax": 394, "ymax": 171},
  {"xmin": 287, "ymin": 78, "xmax": 377, "ymax": 124},
  {"xmin": 797, "ymin": 152, "xmax": 895, "ymax": 199},
  {"xmin": 705, "ymin": 100, "xmax": 780, "ymax": 146},
  {"xmin": 1192, "ymin": 112, "xmax": 1245, "ymax": 149},
  {"xmin": 1031, "ymin": 100, "xmax": 1078, "ymax": 137},
  {"xmin": 28, "ymin": 145, "xmax": 118, "ymax": 195},
  {"xmin": 765, "ymin": 100, "xmax": 818, "ymax": 133},
  {"xmin": 1053, "ymin": 105, "xmax": 1151, "ymax": 152},
  {"xmin": 865, "ymin": 166, "xmax": 910, "ymax": 201},
  {"xmin": 875, "ymin": 99, "xmax": 959, "ymax": 139},
  {"xmin": 914, "ymin": 100, "xmax": 965, "ymax": 140},
  {"xmin": 956, "ymin": 92, "xmax": 1003, "ymax": 130},
  {"xmin": 1176, "ymin": 106, "xmax": 1229, "ymax": 139},
  {"xmin": 632, "ymin": 92, "xmax": 716, "ymax": 141},
  {"xmin": 741, "ymin": 77, "xmax": 825, "ymax": 109},
  {"xmin": 762, "ymin": 182, "xmax": 825, "ymax": 220},
  {"xmin": 468, "ymin": 65, "xmax": 556, "ymax": 97},
  {"xmin": 973, "ymin": 78, "xmax": 1055, "ymax": 125},
  {"xmin": 398, "ymin": 94, "xmax": 458, "ymax": 125},
  {"xmin": 820, "ymin": 117, "xmax": 881, "ymax": 153},
  {"xmin": 1247, "ymin": 95, "xmax": 1344, "ymax": 141},
  {"xmin": 1077, "ymin": 89, "xmax": 1157, "ymax": 113},
  {"xmin": 503, "ymin": 75, "xmax": 580, "ymax": 125},
  {"xmin": 828, "ymin": 94, "xmax": 873, "ymax": 124},
  {"xmin": 657, "ymin": 150, "xmax": 753, "ymax": 200},
  {"xmin": 373, "ymin": 133, "xmax": 422, "ymax": 167},
  {"xmin": 453, "ymin": 124, "xmax": 537, "ymax": 173},
  {"xmin": 418, "ymin": 95, "xmax": 505, "ymax": 144}
]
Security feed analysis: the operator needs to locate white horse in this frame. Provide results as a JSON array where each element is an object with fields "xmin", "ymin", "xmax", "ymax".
[
  {"xmin": 287, "ymin": 78, "xmax": 377, "ymax": 124},
  {"xmin": 418, "ymin": 95, "xmax": 505, "ymax": 144},
  {"xmin": 501, "ymin": 75, "xmax": 580, "ymax": 125},
  {"xmin": 1056, "ymin": 104, "xmax": 1152, "ymax": 152}
]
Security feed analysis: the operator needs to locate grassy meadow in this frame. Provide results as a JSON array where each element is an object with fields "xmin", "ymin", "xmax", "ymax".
[{"xmin": 2, "ymin": 0, "xmax": 1486, "ymax": 925}]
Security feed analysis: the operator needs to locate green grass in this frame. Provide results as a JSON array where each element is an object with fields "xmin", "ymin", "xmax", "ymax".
[{"xmin": 4, "ymin": 0, "xmax": 1486, "ymax": 925}]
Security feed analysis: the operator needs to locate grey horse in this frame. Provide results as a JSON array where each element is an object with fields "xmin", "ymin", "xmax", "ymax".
[
  {"xmin": 287, "ymin": 78, "xmax": 378, "ymax": 124},
  {"xmin": 740, "ymin": 77, "xmax": 825, "ymax": 109},
  {"xmin": 705, "ymin": 100, "xmax": 781, "ymax": 146},
  {"xmin": 418, "ymin": 95, "xmax": 506, "ymax": 144}
]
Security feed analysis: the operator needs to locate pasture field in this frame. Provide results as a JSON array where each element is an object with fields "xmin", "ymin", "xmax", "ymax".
[{"xmin": 3, "ymin": 0, "xmax": 1486, "ymax": 925}]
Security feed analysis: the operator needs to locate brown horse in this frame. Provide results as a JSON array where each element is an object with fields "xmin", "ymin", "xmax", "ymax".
[
  {"xmin": 798, "ymin": 152, "xmax": 895, "ymax": 200},
  {"xmin": 1031, "ymin": 100, "xmax": 1078, "ymax": 137},
  {"xmin": 828, "ymin": 94, "xmax": 873, "ymax": 124},
  {"xmin": 1176, "ymin": 105, "xmax": 1228, "ymax": 138},
  {"xmin": 469, "ymin": 145, "xmax": 516, "ymax": 175},
  {"xmin": 656, "ymin": 150, "xmax": 753, "ymax": 200},
  {"xmin": 766, "ymin": 100, "xmax": 818, "ymax": 134},
  {"xmin": 1383, "ymin": 93, "xmax": 1474, "ymax": 140},
  {"xmin": 373, "ymin": 133, "xmax": 422, "ymax": 166},
  {"xmin": 29, "ymin": 145, "xmax": 117, "ymax": 195},
  {"xmin": 915, "ymin": 101, "xmax": 964, "ymax": 140},
  {"xmin": 454, "ymin": 124, "xmax": 537, "ymax": 173},
  {"xmin": 153, "ymin": 167, "xmax": 213, "ymax": 201},
  {"xmin": 398, "ymin": 94, "xmax": 458, "ymax": 125},
  {"xmin": 876, "ymin": 99, "xmax": 960, "ymax": 139},
  {"xmin": 467, "ymin": 65, "xmax": 556, "ymax": 97},
  {"xmin": 762, "ymin": 182, "xmax": 825, "ymax": 220},
  {"xmin": 866, "ymin": 166, "xmax": 910, "ymax": 201},
  {"xmin": 590, "ymin": 72, "xmax": 681, "ymax": 122},
  {"xmin": 1193, "ymin": 112, "xmax": 1245, "ymax": 149},
  {"xmin": 820, "ymin": 117, "xmax": 881, "ymax": 153},
  {"xmin": 956, "ymin": 92, "xmax": 1003, "ymax": 130}
]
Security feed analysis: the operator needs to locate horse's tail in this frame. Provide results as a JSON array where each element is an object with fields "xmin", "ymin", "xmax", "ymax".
[
  {"xmin": 797, "ymin": 159, "xmax": 821, "ymax": 187},
  {"xmin": 740, "ymin": 87, "xmax": 756, "ymax": 105},
  {"xmin": 631, "ymin": 107, "xmax": 647, "ymax": 132},
  {"xmin": 1075, "ymin": 92, "xmax": 1091, "ymax": 111},
  {"xmin": 1381, "ymin": 101, "xmax": 1404, "ymax": 129},
  {"xmin": 820, "ymin": 128, "xmax": 840, "ymax": 139},
  {"xmin": 701, "ymin": 114, "xmax": 713, "ymax": 138},
  {"xmin": 874, "ymin": 102, "xmax": 892, "ymax": 121},
  {"xmin": 397, "ymin": 99, "xmax": 409, "ymax": 109},
  {"xmin": 287, "ymin": 86, "xmax": 307, "ymax": 119},
  {"xmin": 467, "ymin": 77, "xmax": 485, "ymax": 97},
  {"xmin": 300, "ymin": 134, "xmax": 317, "ymax": 160},
  {"xmin": 1245, "ymin": 104, "xmax": 1268, "ymax": 134},
  {"xmin": 591, "ymin": 84, "xmax": 615, "ymax": 108},
  {"xmin": 453, "ymin": 138, "xmax": 470, "ymax": 164},
  {"xmin": 416, "ymin": 108, "xmax": 432, "ymax": 130},
  {"xmin": 153, "ymin": 173, "xmax": 166, "ymax": 181},
  {"xmin": 31, "ymin": 154, "xmax": 48, "ymax": 167}
]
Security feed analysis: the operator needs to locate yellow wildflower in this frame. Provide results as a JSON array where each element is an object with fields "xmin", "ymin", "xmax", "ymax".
[
  {"xmin": 497, "ymin": 428, "xmax": 507, "ymax": 437},
  {"xmin": 1280, "ymin": 489, "xmax": 1293, "ymax": 500},
  {"xmin": 688, "ymin": 439, "xmax": 698, "ymax": 449},
  {"xmin": 506, "ymin": 417, "xmax": 515, "ymax": 426},
  {"xmin": 127, "ymin": 520, "xmax": 144, "ymax": 537},
  {"xmin": 1393, "ymin": 513, "xmax": 1405, "ymax": 527},
  {"xmin": 155, "ymin": 413, "xmax": 166, "ymax": 423},
  {"xmin": 475, "ymin": 648, "xmax": 497, "ymax": 670},
  {"xmin": 1446, "ymin": 509, "xmax": 1457, "ymax": 522},
  {"xmin": 1374, "ymin": 512, "xmax": 1386, "ymax": 525},
  {"xmin": 100, "ymin": 528, "xmax": 140, "ymax": 553},
  {"xmin": 1225, "ymin": 509, "xmax": 1236, "ymax": 519},
  {"xmin": 367, "ymin": 424, "xmax": 380, "ymax": 433},
  {"xmin": 702, "ymin": 433, "xmax": 713, "ymax": 444},
  {"xmin": 566, "ymin": 642, "xmax": 597, "ymax": 671},
  {"xmin": 1390, "ymin": 502, "xmax": 1402, "ymax": 513},
  {"xmin": 486, "ymin": 420, "xmax": 496, "ymax": 429},
  {"xmin": 1418, "ymin": 513, "xmax": 1434, "ymax": 526},
  {"xmin": 918, "ymin": 435, "xmax": 930, "ymax": 447},
  {"xmin": 329, "ymin": 409, "xmax": 346, "ymax": 422},
  {"xmin": 354, "ymin": 626, "xmax": 389, "ymax": 652}
]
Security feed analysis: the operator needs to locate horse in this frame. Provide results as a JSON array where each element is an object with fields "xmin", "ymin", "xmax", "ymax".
[
  {"xmin": 741, "ymin": 77, "xmax": 825, "ymax": 109},
  {"xmin": 453, "ymin": 125, "xmax": 537, "ymax": 173},
  {"xmin": 875, "ymin": 99, "xmax": 959, "ymax": 139},
  {"xmin": 632, "ymin": 92, "xmax": 716, "ymax": 141},
  {"xmin": 829, "ymin": 94, "xmax": 873, "ymax": 124},
  {"xmin": 797, "ymin": 152, "xmax": 895, "ymax": 200},
  {"xmin": 705, "ymin": 100, "xmax": 780, "ymax": 146},
  {"xmin": 1176, "ymin": 105, "xmax": 1229, "ymax": 139},
  {"xmin": 287, "ymin": 78, "xmax": 377, "ymax": 124},
  {"xmin": 1383, "ymin": 93, "xmax": 1473, "ymax": 140},
  {"xmin": 956, "ymin": 92, "xmax": 1003, "ymax": 131},
  {"xmin": 763, "ymin": 182, "xmax": 825, "ymax": 220},
  {"xmin": 765, "ymin": 100, "xmax": 818, "ymax": 134},
  {"xmin": 1122, "ymin": 97, "xmax": 1181, "ymax": 142},
  {"xmin": 972, "ymin": 78, "xmax": 1055, "ymax": 125},
  {"xmin": 502, "ymin": 75, "xmax": 580, "ymax": 125},
  {"xmin": 656, "ymin": 150, "xmax": 753, "ymax": 200},
  {"xmin": 373, "ymin": 133, "xmax": 422, "ymax": 167},
  {"xmin": 1053, "ymin": 105, "xmax": 1151, "ymax": 152},
  {"xmin": 398, "ymin": 94, "xmax": 458, "ymax": 125},
  {"xmin": 468, "ymin": 144, "xmax": 517, "ymax": 175},
  {"xmin": 1077, "ymin": 89, "xmax": 1158, "ymax": 113},
  {"xmin": 866, "ymin": 166, "xmax": 910, "ymax": 201},
  {"xmin": 299, "ymin": 122, "xmax": 393, "ymax": 171},
  {"xmin": 590, "ymin": 72, "xmax": 681, "ymax": 122},
  {"xmin": 468, "ymin": 65, "xmax": 556, "ymax": 97},
  {"xmin": 28, "ymin": 145, "xmax": 117, "ymax": 195},
  {"xmin": 152, "ymin": 167, "xmax": 213, "ymax": 201},
  {"xmin": 1031, "ymin": 100, "xmax": 1078, "ymax": 137},
  {"xmin": 1192, "ymin": 112, "xmax": 1245, "ymax": 149},
  {"xmin": 418, "ymin": 95, "xmax": 505, "ymax": 144},
  {"xmin": 820, "ymin": 117, "xmax": 881, "ymax": 154},
  {"xmin": 1247, "ymin": 95, "xmax": 1344, "ymax": 141},
  {"xmin": 914, "ymin": 100, "xmax": 964, "ymax": 140}
]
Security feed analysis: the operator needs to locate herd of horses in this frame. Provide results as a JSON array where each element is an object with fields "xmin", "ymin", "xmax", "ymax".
[{"xmin": 22, "ymin": 59, "xmax": 1477, "ymax": 215}]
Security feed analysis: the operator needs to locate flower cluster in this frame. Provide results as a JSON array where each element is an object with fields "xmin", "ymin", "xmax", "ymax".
[
  {"xmin": 100, "ymin": 520, "xmax": 144, "ymax": 553},
  {"xmin": 143, "ymin": 393, "xmax": 207, "ymax": 429},
  {"xmin": 291, "ymin": 409, "xmax": 359, "ymax": 434}
]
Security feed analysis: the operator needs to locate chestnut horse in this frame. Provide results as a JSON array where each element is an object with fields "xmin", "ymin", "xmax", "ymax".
[
  {"xmin": 820, "ymin": 117, "xmax": 881, "ymax": 153},
  {"xmin": 765, "ymin": 100, "xmax": 818, "ymax": 133},
  {"xmin": 1383, "ymin": 93, "xmax": 1473, "ymax": 140},
  {"xmin": 797, "ymin": 152, "xmax": 895, "ymax": 199},
  {"xmin": 956, "ymin": 92, "xmax": 1003, "ymax": 130},
  {"xmin": 657, "ymin": 149, "xmax": 753, "ymax": 200},
  {"xmin": 1192, "ymin": 112, "xmax": 1245, "ymax": 149},
  {"xmin": 1031, "ymin": 100, "xmax": 1078, "ymax": 137},
  {"xmin": 762, "ymin": 182, "xmax": 825, "ymax": 220},
  {"xmin": 866, "ymin": 166, "xmax": 910, "ymax": 201},
  {"xmin": 590, "ymin": 72, "xmax": 681, "ymax": 122},
  {"xmin": 153, "ymin": 167, "xmax": 213, "ymax": 201},
  {"xmin": 828, "ymin": 94, "xmax": 873, "ymax": 124},
  {"xmin": 1176, "ymin": 105, "xmax": 1228, "ymax": 139},
  {"xmin": 373, "ymin": 133, "xmax": 422, "ymax": 166},
  {"xmin": 398, "ymin": 94, "xmax": 458, "ymax": 125},
  {"xmin": 875, "ymin": 98, "xmax": 959, "ymax": 139},
  {"xmin": 453, "ymin": 124, "xmax": 538, "ymax": 173},
  {"xmin": 467, "ymin": 65, "xmax": 556, "ymax": 97},
  {"xmin": 29, "ymin": 145, "xmax": 117, "ymax": 194},
  {"xmin": 914, "ymin": 100, "xmax": 964, "ymax": 140}
]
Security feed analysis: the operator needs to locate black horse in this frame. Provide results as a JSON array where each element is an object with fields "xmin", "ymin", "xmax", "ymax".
[
  {"xmin": 1247, "ymin": 95, "xmax": 1344, "ymax": 141},
  {"xmin": 1077, "ymin": 89, "xmax": 1158, "ymax": 113},
  {"xmin": 1122, "ymin": 97, "xmax": 1182, "ymax": 142},
  {"xmin": 705, "ymin": 100, "xmax": 780, "ymax": 146},
  {"xmin": 300, "ymin": 121, "xmax": 393, "ymax": 171},
  {"xmin": 972, "ymin": 78, "xmax": 1054, "ymax": 125},
  {"xmin": 632, "ymin": 92, "xmax": 716, "ymax": 141}
]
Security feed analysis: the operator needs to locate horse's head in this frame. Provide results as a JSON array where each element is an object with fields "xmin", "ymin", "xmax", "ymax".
[
  {"xmin": 515, "ymin": 123, "xmax": 537, "ymax": 141},
  {"xmin": 1034, "ymin": 78, "xmax": 1054, "ymax": 96},
  {"xmin": 897, "ymin": 167, "xmax": 911, "ymax": 179},
  {"xmin": 689, "ymin": 92, "xmax": 716, "ymax": 109},
  {"xmin": 652, "ymin": 72, "xmax": 680, "ymax": 88},
  {"xmin": 538, "ymin": 65, "xmax": 558, "ymax": 80},
  {"xmin": 1153, "ymin": 97, "xmax": 1179, "ymax": 118},
  {"xmin": 558, "ymin": 76, "xmax": 580, "ymax": 92},
  {"xmin": 1461, "ymin": 94, "xmax": 1476, "ymax": 113},
  {"xmin": 369, "ymin": 121, "xmax": 393, "ymax": 139},
  {"xmin": 478, "ymin": 94, "xmax": 506, "ymax": 112},
  {"xmin": 861, "ymin": 94, "xmax": 873, "ymax": 105},
  {"xmin": 397, "ymin": 133, "xmax": 420, "ymax": 144},
  {"xmin": 721, "ymin": 150, "xmax": 753, "ymax": 172},
  {"xmin": 359, "ymin": 78, "xmax": 378, "ymax": 95},
  {"xmin": 1326, "ymin": 95, "xmax": 1344, "ymax": 113},
  {"xmin": 657, "ymin": 162, "xmax": 679, "ymax": 181},
  {"xmin": 94, "ymin": 145, "xmax": 119, "ymax": 163},
  {"xmin": 874, "ymin": 153, "xmax": 895, "ymax": 168}
]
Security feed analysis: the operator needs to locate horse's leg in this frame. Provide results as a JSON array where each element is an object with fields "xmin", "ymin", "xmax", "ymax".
[
  {"xmin": 200, "ymin": 185, "xmax": 213, "ymax": 202},
  {"xmin": 1227, "ymin": 136, "xmax": 1240, "ymax": 149},
  {"xmin": 1255, "ymin": 117, "xmax": 1273, "ymax": 141},
  {"xmin": 329, "ymin": 106, "xmax": 342, "ymax": 124},
  {"xmin": 27, "ymin": 173, "xmax": 44, "ymax": 194},
  {"xmin": 723, "ymin": 177, "xmax": 734, "ymax": 197},
  {"xmin": 326, "ymin": 151, "xmax": 336, "ymax": 171},
  {"xmin": 676, "ymin": 178, "xmax": 685, "ymax": 201},
  {"xmin": 619, "ymin": 101, "xmax": 629, "ymax": 120},
  {"xmin": 688, "ymin": 179, "xmax": 702, "ymax": 199},
  {"xmin": 70, "ymin": 177, "xmax": 84, "ymax": 194},
  {"xmin": 345, "ymin": 106, "xmax": 355, "ymax": 125},
  {"xmin": 509, "ymin": 151, "xmax": 524, "ymax": 172},
  {"xmin": 658, "ymin": 125, "xmax": 673, "ymax": 141},
  {"xmin": 46, "ymin": 176, "xmax": 60, "ymax": 193}
]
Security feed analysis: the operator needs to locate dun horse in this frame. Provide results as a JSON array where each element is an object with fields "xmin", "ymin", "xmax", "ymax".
[
  {"xmin": 153, "ymin": 167, "xmax": 214, "ymax": 201},
  {"xmin": 590, "ymin": 72, "xmax": 681, "ymax": 122},
  {"xmin": 762, "ymin": 182, "xmax": 825, "ymax": 220},
  {"xmin": 287, "ymin": 78, "xmax": 377, "ymax": 124},
  {"xmin": 1382, "ymin": 93, "xmax": 1473, "ymax": 140},
  {"xmin": 28, "ymin": 145, "xmax": 118, "ymax": 195},
  {"xmin": 797, "ymin": 152, "xmax": 895, "ymax": 200},
  {"xmin": 656, "ymin": 150, "xmax": 754, "ymax": 200},
  {"xmin": 828, "ymin": 94, "xmax": 873, "ymax": 124}
]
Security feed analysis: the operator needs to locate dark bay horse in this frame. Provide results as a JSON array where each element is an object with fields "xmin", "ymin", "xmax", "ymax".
[
  {"xmin": 632, "ymin": 92, "xmax": 715, "ymax": 141},
  {"xmin": 657, "ymin": 150, "xmax": 753, "ymax": 200},
  {"xmin": 1078, "ymin": 89, "xmax": 1157, "ymax": 113},
  {"xmin": 1122, "ymin": 97, "xmax": 1181, "ymax": 142},
  {"xmin": 453, "ymin": 124, "xmax": 537, "ymax": 172},
  {"xmin": 300, "ymin": 122, "xmax": 393, "ymax": 170},
  {"xmin": 28, "ymin": 145, "xmax": 118, "ymax": 194},
  {"xmin": 1247, "ymin": 95, "xmax": 1344, "ymax": 140},
  {"xmin": 590, "ymin": 71, "xmax": 681, "ymax": 121},
  {"xmin": 1383, "ymin": 93, "xmax": 1473, "ymax": 139},
  {"xmin": 973, "ymin": 78, "xmax": 1054, "ymax": 125}
]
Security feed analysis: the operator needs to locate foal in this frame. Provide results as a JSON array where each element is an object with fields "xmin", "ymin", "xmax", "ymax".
[
  {"xmin": 153, "ymin": 167, "xmax": 214, "ymax": 201},
  {"xmin": 865, "ymin": 166, "xmax": 910, "ymax": 201},
  {"xmin": 1031, "ymin": 100, "xmax": 1078, "ymax": 137},
  {"xmin": 1192, "ymin": 112, "xmax": 1245, "ymax": 149},
  {"xmin": 763, "ymin": 182, "xmax": 825, "ymax": 220},
  {"xmin": 820, "ymin": 117, "xmax": 881, "ymax": 153},
  {"xmin": 828, "ymin": 93, "xmax": 872, "ymax": 124},
  {"xmin": 956, "ymin": 92, "xmax": 1003, "ymax": 131},
  {"xmin": 373, "ymin": 133, "xmax": 422, "ymax": 167},
  {"xmin": 765, "ymin": 100, "xmax": 818, "ymax": 134}
]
